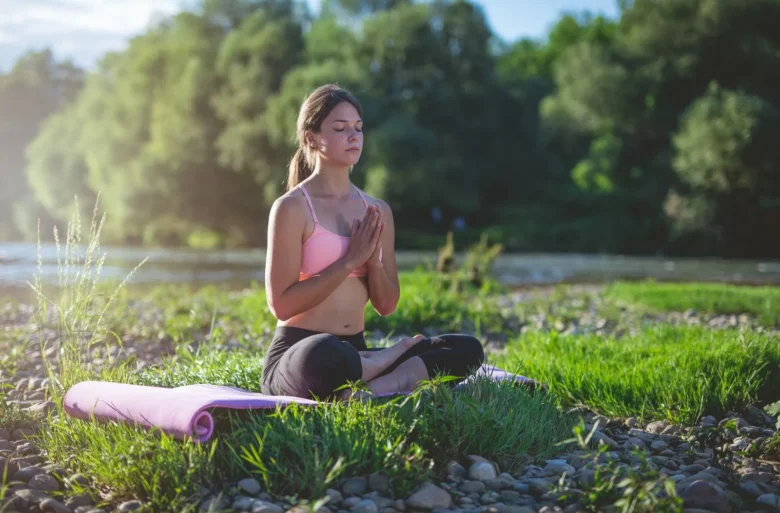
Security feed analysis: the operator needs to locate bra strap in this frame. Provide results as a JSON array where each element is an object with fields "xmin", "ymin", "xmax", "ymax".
[
  {"xmin": 298, "ymin": 185, "xmax": 319, "ymax": 224},
  {"xmin": 354, "ymin": 185, "xmax": 369, "ymax": 209}
]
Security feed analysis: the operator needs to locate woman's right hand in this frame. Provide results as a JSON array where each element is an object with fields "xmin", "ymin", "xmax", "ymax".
[{"xmin": 342, "ymin": 204, "xmax": 383, "ymax": 271}]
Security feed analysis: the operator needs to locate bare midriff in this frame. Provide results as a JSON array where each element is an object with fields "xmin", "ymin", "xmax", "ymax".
[{"xmin": 278, "ymin": 276, "xmax": 369, "ymax": 335}]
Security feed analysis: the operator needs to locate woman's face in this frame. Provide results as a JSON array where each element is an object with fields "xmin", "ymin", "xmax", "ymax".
[{"xmin": 308, "ymin": 101, "xmax": 363, "ymax": 167}]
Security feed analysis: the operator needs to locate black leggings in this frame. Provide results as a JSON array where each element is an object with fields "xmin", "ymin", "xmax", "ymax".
[{"xmin": 260, "ymin": 326, "xmax": 485, "ymax": 400}]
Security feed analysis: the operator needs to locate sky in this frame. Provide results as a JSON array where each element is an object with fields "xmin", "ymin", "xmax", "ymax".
[{"xmin": 0, "ymin": 0, "xmax": 621, "ymax": 72}]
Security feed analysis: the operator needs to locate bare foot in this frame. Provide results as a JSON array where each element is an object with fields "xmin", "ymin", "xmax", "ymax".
[{"xmin": 359, "ymin": 335, "xmax": 426, "ymax": 382}]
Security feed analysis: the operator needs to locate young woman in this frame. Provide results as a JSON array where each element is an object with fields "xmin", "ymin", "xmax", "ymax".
[{"xmin": 261, "ymin": 84, "xmax": 485, "ymax": 401}]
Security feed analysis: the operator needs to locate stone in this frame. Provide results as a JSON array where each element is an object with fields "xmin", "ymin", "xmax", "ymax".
[
  {"xmin": 28, "ymin": 473, "xmax": 59, "ymax": 492},
  {"xmin": 646, "ymin": 421, "xmax": 669, "ymax": 434},
  {"xmin": 368, "ymin": 473, "xmax": 390, "ymax": 493},
  {"xmin": 459, "ymin": 481, "xmax": 486, "ymax": 494},
  {"xmin": 0, "ymin": 457, "xmax": 20, "ymax": 481},
  {"xmin": 576, "ymin": 470, "xmax": 596, "ymax": 488},
  {"xmin": 756, "ymin": 494, "xmax": 780, "ymax": 510},
  {"xmin": 350, "ymin": 499, "xmax": 378, "ymax": 513},
  {"xmin": 342, "ymin": 477, "xmax": 368, "ymax": 496},
  {"xmin": 325, "ymin": 489, "xmax": 343, "ymax": 505},
  {"xmin": 679, "ymin": 480, "xmax": 729, "ymax": 513},
  {"xmin": 624, "ymin": 438, "xmax": 646, "ymax": 451},
  {"xmin": 497, "ymin": 507, "xmax": 534, "ymax": 513},
  {"xmin": 446, "ymin": 461, "xmax": 466, "ymax": 479},
  {"xmin": 64, "ymin": 493, "xmax": 93, "ymax": 509},
  {"xmin": 11, "ymin": 465, "xmax": 43, "ymax": 483},
  {"xmin": 200, "ymin": 494, "xmax": 230, "ymax": 512},
  {"xmin": 232, "ymin": 496, "xmax": 255, "ymax": 511},
  {"xmin": 591, "ymin": 431, "xmax": 619, "ymax": 450},
  {"xmin": 699, "ymin": 416, "xmax": 717, "ymax": 427},
  {"xmin": 252, "ymin": 501, "xmax": 284, "ymax": 513},
  {"xmin": 406, "ymin": 483, "xmax": 452, "ymax": 510},
  {"xmin": 13, "ymin": 489, "xmax": 51, "ymax": 509},
  {"xmin": 742, "ymin": 472, "xmax": 774, "ymax": 484},
  {"xmin": 650, "ymin": 440, "xmax": 669, "ymax": 453},
  {"xmin": 117, "ymin": 501, "xmax": 144, "ymax": 513},
  {"xmin": 364, "ymin": 492, "xmax": 393, "ymax": 509},
  {"xmin": 469, "ymin": 461, "xmax": 497, "ymax": 481},
  {"xmin": 526, "ymin": 479, "xmax": 551, "ymax": 497},
  {"xmin": 238, "ymin": 478, "xmax": 262, "ymax": 495},
  {"xmin": 744, "ymin": 405, "xmax": 776, "ymax": 428},
  {"xmin": 544, "ymin": 461, "xmax": 575, "ymax": 475},
  {"xmin": 343, "ymin": 498, "xmax": 361, "ymax": 509},
  {"xmin": 485, "ymin": 478, "xmax": 510, "ymax": 491}
]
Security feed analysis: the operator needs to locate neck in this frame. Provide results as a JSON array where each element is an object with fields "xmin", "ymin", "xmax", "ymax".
[{"xmin": 309, "ymin": 163, "xmax": 353, "ymax": 197}]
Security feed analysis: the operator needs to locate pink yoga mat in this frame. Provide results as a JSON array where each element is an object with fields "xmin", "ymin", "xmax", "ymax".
[{"xmin": 62, "ymin": 365, "xmax": 539, "ymax": 443}]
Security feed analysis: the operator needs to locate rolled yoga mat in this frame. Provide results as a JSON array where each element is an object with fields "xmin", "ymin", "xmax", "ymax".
[{"xmin": 62, "ymin": 365, "xmax": 540, "ymax": 443}]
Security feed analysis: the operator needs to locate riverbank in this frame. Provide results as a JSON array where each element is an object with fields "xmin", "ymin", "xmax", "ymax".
[{"xmin": 1, "ymin": 276, "xmax": 779, "ymax": 513}]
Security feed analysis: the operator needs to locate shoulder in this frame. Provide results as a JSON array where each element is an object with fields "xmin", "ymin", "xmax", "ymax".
[
  {"xmin": 358, "ymin": 189, "xmax": 393, "ymax": 217},
  {"xmin": 270, "ymin": 189, "xmax": 307, "ymax": 222}
]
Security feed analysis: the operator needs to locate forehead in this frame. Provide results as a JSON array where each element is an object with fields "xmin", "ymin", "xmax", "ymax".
[{"xmin": 326, "ymin": 101, "xmax": 362, "ymax": 122}]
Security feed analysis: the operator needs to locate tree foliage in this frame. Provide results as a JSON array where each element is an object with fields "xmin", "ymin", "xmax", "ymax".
[{"xmin": 1, "ymin": 0, "xmax": 777, "ymax": 257}]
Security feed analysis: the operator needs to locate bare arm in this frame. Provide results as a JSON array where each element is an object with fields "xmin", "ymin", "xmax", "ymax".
[
  {"xmin": 366, "ymin": 200, "xmax": 400, "ymax": 316},
  {"xmin": 265, "ymin": 193, "xmax": 381, "ymax": 321}
]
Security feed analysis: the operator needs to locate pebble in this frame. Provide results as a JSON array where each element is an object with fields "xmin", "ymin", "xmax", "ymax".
[
  {"xmin": 446, "ymin": 461, "xmax": 466, "ymax": 479},
  {"xmin": 679, "ymin": 480, "xmax": 729, "ymax": 513},
  {"xmin": 238, "ymin": 478, "xmax": 262, "ymax": 495},
  {"xmin": 40, "ymin": 497, "xmax": 72, "ymax": 513},
  {"xmin": 342, "ymin": 477, "xmax": 368, "ymax": 496},
  {"xmin": 253, "ymin": 501, "xmax": 284, "ymax": 513},
  {"xmin": 117, "ymin": 500, "xmax": 143, "ymax": 512},
  {"xmin": 368, "ymin": 473, "xmax": 390, "ymax": 493},
  {"xmin": 459, "ymin": 481, "xmax": 486, "ymax": 494},
  {"xmin": 29, "ymin": 473, "xmax": 60, "ymax": 492},
  {"xmin": 757, "ymin": 494, "xmax": 780, "ymax": 510},
  {"xmin": 406, "ymin": 483, "xmax": 452, "ymax": 510},
  {"xmin": 469, "ymin": 461, "xmax": 497, "ymax": 481},
  {"xmin": 350, "ymin": 499, "xmax": 378, "ymax": 513}
]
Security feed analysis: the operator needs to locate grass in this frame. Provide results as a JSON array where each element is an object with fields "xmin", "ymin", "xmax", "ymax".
[
  {"xmin": 493, "ymin": 324, "xmax": 780, "ymax": 425},
  {"xmin": 1, "ymin": 195, "xmax": 779, "ymax": 512},
  {"xmin": 605, "ymin": 280, "xmax": 780, "ymax": 327}
]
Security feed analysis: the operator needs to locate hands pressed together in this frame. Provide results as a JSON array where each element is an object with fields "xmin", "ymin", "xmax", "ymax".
[{"xmin": 343, "ymin": 203, "xmax": 384, "ymax": 271}]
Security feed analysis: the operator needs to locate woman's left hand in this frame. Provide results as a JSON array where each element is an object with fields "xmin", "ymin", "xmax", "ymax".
[{"xmin": 358, "ymin": 205, "xmax": 384, "ymax": 269}]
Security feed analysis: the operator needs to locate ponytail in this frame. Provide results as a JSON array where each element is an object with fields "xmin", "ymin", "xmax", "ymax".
[{"xmin": 287, "ymin": 147, "xmax": 313, "ymax": 191}]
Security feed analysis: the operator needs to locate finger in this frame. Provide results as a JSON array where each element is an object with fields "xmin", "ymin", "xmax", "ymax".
[
  {"xmin": 370, "ymin": 222, "xmax": 383, "ymax": 246},
  {"xmin": 362, "ymin": 205, "xmax": 373, "ymax": 224}
]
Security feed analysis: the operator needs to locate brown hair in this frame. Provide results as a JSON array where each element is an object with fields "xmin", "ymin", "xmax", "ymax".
[{"xmin": 287, "ymin": 84, "xmax": 363, "ymax": 191}]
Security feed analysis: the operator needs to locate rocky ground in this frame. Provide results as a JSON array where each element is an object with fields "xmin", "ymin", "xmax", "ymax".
[{"xmin": 1, "ymin": 292, "xmax": 779, "ymax": 513}]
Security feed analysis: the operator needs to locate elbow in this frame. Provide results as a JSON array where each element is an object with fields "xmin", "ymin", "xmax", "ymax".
[
  {"xmin": 375, "ymin": 301, "xmax": 398, "ymax": 317},
  {"xmin": 268, "ymin": 297, "xmax": 292, "ymax": 322}
]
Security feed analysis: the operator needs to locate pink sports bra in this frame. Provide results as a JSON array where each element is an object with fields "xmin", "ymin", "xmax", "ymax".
[{"xmin": 298, "ymin": 184, "xmax": 383, "ymax": 280}]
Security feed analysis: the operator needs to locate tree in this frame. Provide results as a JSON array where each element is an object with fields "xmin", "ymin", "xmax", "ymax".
[
  {"xmin": 0, "ymin": 50, "xmax": 83, "ymax": 240},
  {"xmin": 668, "ymin": 83, "xmax": 780, "ymax": 257}
]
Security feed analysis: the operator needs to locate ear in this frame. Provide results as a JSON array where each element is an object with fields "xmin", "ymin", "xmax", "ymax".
[{"xmin": 305, "ymin": 130, "xmax": 317, "ymax": 148}]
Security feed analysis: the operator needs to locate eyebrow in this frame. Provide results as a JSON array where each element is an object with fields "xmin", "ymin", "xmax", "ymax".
[{"xmin": 331, "ymin": 119, "xmax": 363, "ymax": 123}]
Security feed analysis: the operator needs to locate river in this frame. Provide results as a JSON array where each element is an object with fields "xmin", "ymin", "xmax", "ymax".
[{"xmin": 1, "ymin": 242, "xmax": 778, "ymax": 303}]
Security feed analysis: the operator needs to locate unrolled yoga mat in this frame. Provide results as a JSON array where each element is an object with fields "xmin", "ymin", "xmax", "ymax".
[{"xmin": 62, "ymin": 365, "xmax": 539, "ymax": 443}]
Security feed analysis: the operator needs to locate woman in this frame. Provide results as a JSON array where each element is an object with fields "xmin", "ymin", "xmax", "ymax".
[{"xmin": 261, "ymin": 84, "xmax": 485, "ymax": 401}]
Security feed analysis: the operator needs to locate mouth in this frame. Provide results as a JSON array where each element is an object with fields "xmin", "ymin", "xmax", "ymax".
[{"xmin": 347, "ymin": 148, "xmax": 361, "ymax": 152}]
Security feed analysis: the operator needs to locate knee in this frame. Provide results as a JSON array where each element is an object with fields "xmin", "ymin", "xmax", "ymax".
[
  {"xmin": 296, "ymin": 334, "xmax": 362, "ymax": 398},
  {"xmin": 461, "ymin": 335, "xmax": 485, "ymax": 368}
]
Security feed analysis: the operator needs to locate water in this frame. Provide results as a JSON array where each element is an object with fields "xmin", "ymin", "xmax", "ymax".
[{"xmin": 1, "ymin": 242, "xmax": 778, "ymax": 302}]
